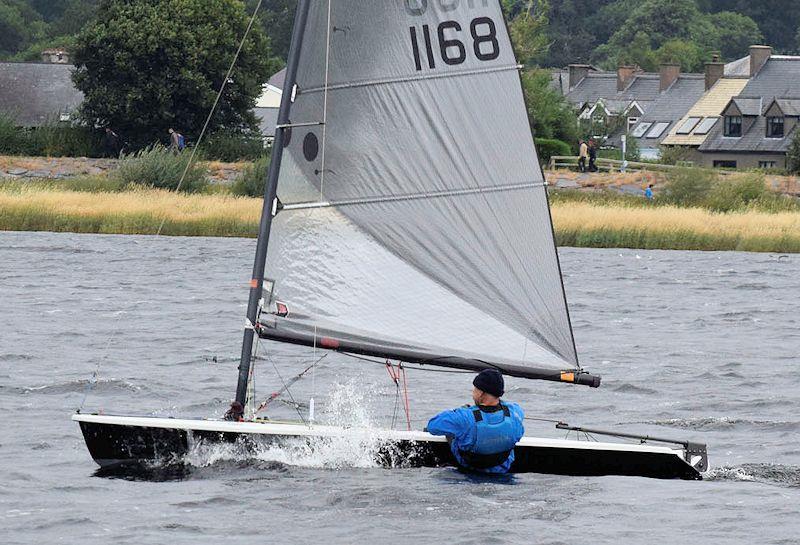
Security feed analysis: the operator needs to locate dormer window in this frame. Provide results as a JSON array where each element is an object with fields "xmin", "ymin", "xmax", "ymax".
[
  {"xmin": 724, "ymin": 115, "xmax": 742, "ymax": 137},
  {"xmin": 766, "ymin": 116, "xmax": 785, "ymax": 138}
]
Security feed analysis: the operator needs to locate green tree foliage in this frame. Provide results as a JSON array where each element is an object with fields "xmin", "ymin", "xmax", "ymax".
[
  {"xmin": 503, "ymin": 0, "xmax": 551, "ymax": 66},
  {"xmin": 520, "ymin": 69, "xmax": 578, "ymax": 147},
  {"xmin": 72, "ymin": 0, "xmax": 280, "ymax": 149},
  {"xmin": 787, "ymin": 129, "xmax": 800, "ymax": 174}
]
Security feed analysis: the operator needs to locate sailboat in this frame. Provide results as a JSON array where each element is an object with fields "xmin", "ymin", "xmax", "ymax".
[{"xmin": 73, "ymin": 0, "xmax": 708, "ymax": 480}]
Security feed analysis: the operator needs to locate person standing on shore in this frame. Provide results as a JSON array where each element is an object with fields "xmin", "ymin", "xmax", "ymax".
[
  {"xmin": 102, "ymin": 128, "xmax": 122, "ymax": 158},
  {"xmin": 578, "ymin": 140, "xmax": 588, "ymax": 173},
  {"xmin": 645, "ymin": 184, "xmax": 654, "ymax": 200},
  {"xmin": 588, "ymin": 140, "xmax": 598, "ymax": 172}
]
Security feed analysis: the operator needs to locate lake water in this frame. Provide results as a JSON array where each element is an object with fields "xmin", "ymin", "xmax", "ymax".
[{"xmin": 1, "ymin": 231, "xmax": 799, "ymax": 544}]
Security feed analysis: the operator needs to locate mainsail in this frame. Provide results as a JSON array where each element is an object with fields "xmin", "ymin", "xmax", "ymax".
[{"xmin": 254, "ymin": 0, "xmax": 598, "ymax": 387}]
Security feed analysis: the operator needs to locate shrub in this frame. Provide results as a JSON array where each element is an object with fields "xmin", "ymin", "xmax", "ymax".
[
  {"xmin": 707, "ymin": 173, "xmax": 768, "ymax": 213},
  {"xmin": 231, "ymin": 154, "xmax": 271, "ymax": 197},
  {"xmin": 0, "ymin": 113, "xmax": 102, "ymax": 157},
  {"xmin": 535, "ymin": 138, "xmax": 572, "ymax": 165},
  {"xmin": 662, "ymin": 167, "xmax": 715, "ymax": 207},
  {"xmin": 115, "ymin": 145, "xmax": 209, "ymax": 193},
  {"xmin": 201, "ymin": 132, "xmax": 266, "ymax": 162}
]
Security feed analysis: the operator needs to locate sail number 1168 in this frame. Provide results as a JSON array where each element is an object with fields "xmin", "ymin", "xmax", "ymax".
[{"xmin": 409, "ymin": 17, "xmax": 500, "ymax": 71}]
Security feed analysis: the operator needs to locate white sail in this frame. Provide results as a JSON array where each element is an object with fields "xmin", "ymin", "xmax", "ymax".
[{"xmin": 263, "ymin": 0, "xmax": 579, "ymax": 371}]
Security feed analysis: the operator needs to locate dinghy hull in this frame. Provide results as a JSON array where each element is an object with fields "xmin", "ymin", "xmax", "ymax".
[{"xmin": 74, "ymin": 414, "xmax": 705, "ymax": 480}]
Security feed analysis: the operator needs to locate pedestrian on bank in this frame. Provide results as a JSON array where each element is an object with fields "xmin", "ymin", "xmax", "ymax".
[
  {"xmin": 168, "ymin": 128, "xmax": 186, "ymax": 153},
  {"xmin": 102, "ymin": 127, "xmax": 122, "ymax": 158},
  {"xmin": 578, "ymin": 140, "xmax": 588, "ymax": 173},
  {"xmin": 645, "ymin": 184, "xmax": 654, "ymax": 200},
  {"xmin": 588, "ymin": 140, "xmax": 598, "ymax": 172}
]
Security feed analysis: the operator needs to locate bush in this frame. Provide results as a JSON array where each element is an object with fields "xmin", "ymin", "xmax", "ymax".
[
  {"xmin": 660, "ymin": 145, "xmax": 695, "ymax": 166},
  {"xmin": 115, "ymin": 145, "xmax": 209, "ymax": 193},
  {"xmin": 535, "ymin": 138, "xmax": 572, "ymax": 165},
  {"xmin": 201, "ymin": 132, "xmax": 266, "ymax": 162},
  {"xmin": 662, "ymin": 167, "xmax": 715, "ymax": 206},
  {"xmin": 787, "ymin": 130, "xmax": 800, "ymax": 174},
  {"xmin": 707, "ymin": 173, "xmax": 767, "ymax": 213},
  {"xmin": 0, "ymin": 113, "xmax": 102, "ymax": 157},
  {"xmin": 231, "ymin": 154, "xmax": 271, "ymax": 197}
]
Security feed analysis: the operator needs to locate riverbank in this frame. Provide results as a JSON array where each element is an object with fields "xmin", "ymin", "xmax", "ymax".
[{"xmin": 3, "ymin": 185, "xmax": 799, "ymax": 252}]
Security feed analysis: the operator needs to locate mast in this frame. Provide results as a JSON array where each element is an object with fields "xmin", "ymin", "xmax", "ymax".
[{"xmin": 234, "ymin": 0, "xmax": 312, "ymax": 411}]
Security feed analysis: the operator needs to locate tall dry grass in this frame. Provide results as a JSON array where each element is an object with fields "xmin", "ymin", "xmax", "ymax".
[
  {"xmin": 2, "ymin": 186, "xmax": 800, "ymax": 252},
  {"xmin": 553, "ymin": 202, "xmax": 800, "ymax": 253},
  {"xmin": 0, "ymin": 186, "xmax": 261, "ymax": 237}
]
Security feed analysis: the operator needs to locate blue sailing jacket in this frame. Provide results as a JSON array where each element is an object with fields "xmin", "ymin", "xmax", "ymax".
[{"xmin": 427, "ymin": 402, "xmax": 525, "ymax": 474}]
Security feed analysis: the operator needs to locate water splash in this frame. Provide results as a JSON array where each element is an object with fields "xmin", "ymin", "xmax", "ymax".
[{"xmin": 706, "ymin": 464, "xmax": 800, "ymax": 487}]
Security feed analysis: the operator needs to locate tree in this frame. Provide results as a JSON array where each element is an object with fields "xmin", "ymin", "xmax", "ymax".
[
  {"xmin": 504, "ymin": 0, "xmax": 551, "ymax": 66},
  {"xmin": 520, "ymin": 68, "xmax": 578, "ymax": 147},
  {"xmin": 706, "ymin": 12, "xmax": 764, "ymax": 60},
  {"xmin": 72, "ymin": 0, "xmax": 280, "ymax": 148}
]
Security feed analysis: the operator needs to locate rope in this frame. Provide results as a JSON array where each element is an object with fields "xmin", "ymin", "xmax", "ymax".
[{"xmin": 156, "ymin": 0, "xmax": 265, "ymax": 236}]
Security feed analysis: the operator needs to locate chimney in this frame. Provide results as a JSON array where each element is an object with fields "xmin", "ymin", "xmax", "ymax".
[
  {"xmin": 749, "ymin": 45, "xmax": 772, "ymax": 76},
  {"xmin": 659, "ymin": 63, "xmax": 680, "ymax": 92},
  {"xmin": 568, "ymin": 64, "xmax": 592, "ymax": 90},
  {"xmin": 617, "ymin": 65, "xmax": 637, "ymax": 92},
  {"xmin": 705, "ymin": 54, "xmax": 725, "ymax": 90}
]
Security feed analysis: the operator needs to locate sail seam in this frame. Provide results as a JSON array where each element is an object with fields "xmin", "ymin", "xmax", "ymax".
[
  {"xmin": 301, "ymin": 64, "xmax": 522, "ymax": 95},
  {"xmin": 281, "ymin": 181, "xmax": 546, "ymax": 211}
]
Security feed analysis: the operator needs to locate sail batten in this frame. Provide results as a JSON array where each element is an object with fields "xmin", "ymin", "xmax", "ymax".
[{"xmin": 260, "ymin": 0, "xmax": 588, "ymax": 381}]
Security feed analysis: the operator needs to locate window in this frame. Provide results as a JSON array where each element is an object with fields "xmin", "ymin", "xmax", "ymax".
[
  {"xmin": 759, "ymin": 161, "xmax": 777, "ymax": 169},
  {"xmin": 631, "ymin": 123, "xmax": 652, "ymax": 138},
  {"xmin": 766, "ymin": 117, "xmax": 785, "ymax": 138},
  {"xmin": 724, "ymin": 116, "xmax": 742, "ymax": 137},
  {"xmin": 646, "ymin": 122, "xmax": 670, "ymax": 139},
  {"xmin": 628, "ymin": 117, "xmax": 640, "ymax": 130},
  {"xmin": 693, "ymin": 117, "xmax": 718, "ymax": 135},
  {"xmin": 713, "ymin": 160, "xmax": 737, "ymax": 169},
  {"xmin": 676, "ymin": 117, "xmax": 701, "ymax": 135}
]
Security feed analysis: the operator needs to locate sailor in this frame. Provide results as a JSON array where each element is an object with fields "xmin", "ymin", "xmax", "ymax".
[{"xmin": 426, "ymin": 369, "xmax": 524, "ymax": 474}]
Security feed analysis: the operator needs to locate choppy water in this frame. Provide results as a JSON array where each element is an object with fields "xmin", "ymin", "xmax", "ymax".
[{"xmin": 1, "ymin": 231, "xmax": 799, "ymax": 544}]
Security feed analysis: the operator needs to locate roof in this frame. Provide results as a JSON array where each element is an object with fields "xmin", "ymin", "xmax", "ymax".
[
  {"xmin": 609, "ymin": 75, "xmax": 706, "ymax": 147},
  {"xmin": 268, "ymin": 68, "xmax": 286, "ymax": 90},
  {"xmin": 701, "ymin": 56, "xmax": 800, "ymax": 154},
  {"xmin": 772, "ymin": 98, "xmax": 800, "ymax": 116},
  {"xmin": 254, "ymin": 107, "xmax": 279, "ymax": 137},
  {"xmin": 662, "ymin": 77, "xmax": 750, "ymax": 147},
  {"xmin": 565, "ymin": 73, "xmax": 662, "ymax": 112},
  {"xmin": 724, "ymin": 56, "xmax": 750, "ymax": 77},
  {"xmin": 731, "ymin": 97, "xmax": 763, "ymax": 116},
  {"xmin": 0, "ymin": 62, "xmax": 83, "ymax": 127}
]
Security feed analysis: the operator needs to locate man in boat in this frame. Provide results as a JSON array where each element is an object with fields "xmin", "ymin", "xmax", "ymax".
[{"xmin": 426, "ymin": 369, "xmax": 524, "ymax": 474}]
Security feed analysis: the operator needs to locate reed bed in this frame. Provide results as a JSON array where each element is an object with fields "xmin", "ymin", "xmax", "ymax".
[
  {"xmin": 0, "ymin": 185, "xmax": 261, "ymax": 237},
  {"xmin": 2, "ymin": 185, "xmax": 800, "ymax": 252}
]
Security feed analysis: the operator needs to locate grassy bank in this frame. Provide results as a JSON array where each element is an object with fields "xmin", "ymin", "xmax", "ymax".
[{"xmin": 2, "ymin": 184, "xmax": 800, "ymax": 252}]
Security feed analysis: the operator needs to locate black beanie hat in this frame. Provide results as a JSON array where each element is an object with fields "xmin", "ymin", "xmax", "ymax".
[{"xmin": 473, "ymin": 369, "xmax": 504, "ymax": 398}]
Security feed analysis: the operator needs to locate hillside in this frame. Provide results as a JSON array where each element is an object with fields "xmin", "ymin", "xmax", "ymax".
[{"xmin": 1, "ymin": 0, "xmax": 798, "ymax": 67}]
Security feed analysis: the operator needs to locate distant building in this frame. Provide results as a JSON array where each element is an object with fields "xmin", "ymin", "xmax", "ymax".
[
  {"xmin": 556, "ymin": 56, "xmax": 753, "ymax": 159},
  {"xmin": 698, "ymin": 47, "xmax": 800, "ymax": 169},
  {"xmin": 0, "ymin": 62, "xmax": 83, "ymax": 127},
  {"xmin": 254, "ymin": 68, "xmax": 286, "ymax": 141},
  {"xmin": 41, "ymin": 49, "xmax": 70, "ymax": 64}
]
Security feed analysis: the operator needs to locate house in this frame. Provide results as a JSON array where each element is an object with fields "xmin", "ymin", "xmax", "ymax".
[
  {"xmin": 652, "ymin": 56, "xmax": 751, "ymax": 162},
  {"xmin": 608, "ymin": 65, "xmax": 706, "ymax": 160},
  {"xmin": 698, "ymin": 47, "xmax": 800, "ymax": 169},
  {"xmin": 0, "ymin": 61, "xmax": 83, "ymax": 127},
  {"xmin": 559, "ymin": 57, "xmax": 751, "ymax": 156},
  {"xmin": 254, "ymin": 68, "xmax": 286, "ymax": 140},
  {"xmin": 563, "ymin": 64, "xmax": 663, "ymax": 140}
]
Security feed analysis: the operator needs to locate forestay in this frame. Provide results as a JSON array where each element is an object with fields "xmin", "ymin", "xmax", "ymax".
[{"xmin": 262, "ymin": 0, "xmax": 583, "ymax": 376}]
